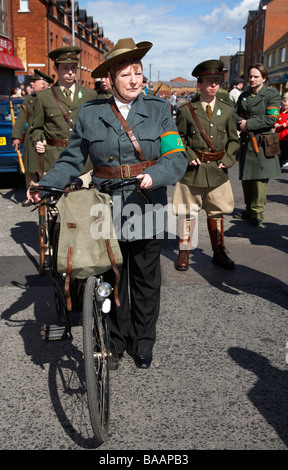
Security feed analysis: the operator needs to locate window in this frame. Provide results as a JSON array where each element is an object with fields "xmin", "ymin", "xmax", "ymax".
[
  {"xmin": 280, "ymin": 47, "xmax": 286, "ymax": 63},
  {"xmin": 19, "ymin": 0, "xmax": 29, "ymax": 11},
  {"xmin": 267, "ymin": 54, "xmax": 271, "ymax": 68},
  {"xmin": 255, "ymin": 22, "xmax": 259, "ymax": 39},
  {"xmin": 260, "ymin": 17, "xmax": 265, "ymax": 36},
  {"xmin": 0, "ymin": 0, "xmax": 9, "ymax": 36}
]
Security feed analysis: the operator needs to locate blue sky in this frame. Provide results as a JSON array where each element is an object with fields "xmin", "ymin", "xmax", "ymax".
[{"xmin": 82, "ymin": 0, "xmax": 260, "ymax": 81}]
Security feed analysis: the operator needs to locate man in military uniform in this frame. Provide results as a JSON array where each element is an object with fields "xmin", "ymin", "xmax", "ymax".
[
  {"xmin": 96, "ymin": 76, "xmax": 112, "ymax": 98},
  {"xmin": 173, "ymin": 60, "xmax": 239, "ymax": 270},
  {"xmin": 31, "ymin": 46, "xmax": 98, "ymax": 179},
  {"xmin": 12, "ymin": 69, "xmax": 54, "ymax": 205}
]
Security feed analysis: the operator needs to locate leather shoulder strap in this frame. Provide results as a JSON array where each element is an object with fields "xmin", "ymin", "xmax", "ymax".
[
  {"xmin": 187, "ymin": 102, "xmax": 217, "ymax": 152},
  {"xmin": 109, "ymin": 97, "xmax": 146, "ymax": 161},
  {"xmin": 21, "ymin": 104, "xmax": 28, "ymax": 122},
  {"xmin": 51, "ymin": 86, "xmax": 74, "ymax": 129}
]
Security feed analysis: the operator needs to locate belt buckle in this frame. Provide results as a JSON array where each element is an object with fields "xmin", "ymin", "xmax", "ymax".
[
  {"xmin": 63, "ymin": 139, "xmax": 68, "ymax": 148},
  {"xmin": 120, "ymin": 164, "xmax": 130, "ymax": 179}
]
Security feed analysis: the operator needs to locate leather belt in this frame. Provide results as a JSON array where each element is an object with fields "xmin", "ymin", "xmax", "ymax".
[
  {"xmin": 47, "ymin": 138, "xmax": 69, "ymax": 147},
  {"xmin": 195, "ymin": 150, "xmax": 225, "ymax": 162},
  {"xmin": 93, "ymin": 160, "xmax": 157, "ymax": 179}
]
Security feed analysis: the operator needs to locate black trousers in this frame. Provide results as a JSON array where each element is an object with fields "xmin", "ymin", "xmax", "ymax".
[{"xmin": 107, "ymin": 237, "xmax": 163, "ymax": 357}]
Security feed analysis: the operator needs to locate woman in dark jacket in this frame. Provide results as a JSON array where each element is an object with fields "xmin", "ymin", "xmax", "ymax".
[
  {"xmin": 236, "ymin": 63, "xmax": 281, "ymax": 225},
  {"xmin": 27, "ymin": 38, "xmax": 187, "ymax": 369}
]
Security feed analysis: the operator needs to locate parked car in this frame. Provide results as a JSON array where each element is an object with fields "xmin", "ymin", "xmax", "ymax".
[{"xmin": 0, "ymin": 97, "xmax": 24, "ymax": 173}]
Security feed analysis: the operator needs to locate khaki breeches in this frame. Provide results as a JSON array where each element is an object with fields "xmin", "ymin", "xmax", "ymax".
[{"xmin": 172, "ymin": 180, "xmax": 234, "ymax": 219}]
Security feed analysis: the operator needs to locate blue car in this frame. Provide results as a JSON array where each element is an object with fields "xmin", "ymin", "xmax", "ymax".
[{"xmin": 0, "ymin": 97, "xmax": 24, "ymax": 173}]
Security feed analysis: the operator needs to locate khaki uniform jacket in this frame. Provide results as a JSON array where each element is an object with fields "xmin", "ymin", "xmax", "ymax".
[
  {"xmin": 31, "ymin": 82, "xmax": 97, "ymax": 172},
  {"xmin": 177, "ymin": 95, "xmax": 239, "ymax": 187},
  {"xmin": 235, "ymin": 85, "xmax": 281, "ymax": 180},
  {"xmin": 11, "ymin": 93, "xmax": 40, "ymax": 172},
  {"xmin": 38, "ymin": 94, "xmax": 188, "ymax": 240}
]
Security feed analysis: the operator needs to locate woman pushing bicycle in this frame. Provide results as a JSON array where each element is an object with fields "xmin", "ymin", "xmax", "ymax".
[{"xmin": 27, "ymin": 37, "xmax": 187, "ymax": 369}]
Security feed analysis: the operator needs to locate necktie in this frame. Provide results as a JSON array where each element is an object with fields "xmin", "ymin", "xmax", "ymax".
[
  {"xmin": 64, "ymin": 88, "xmax": 72, "ymax": 105},
  {"xmin": 206, "ymin": 104, "xmax": 213, "ymax": 121}
]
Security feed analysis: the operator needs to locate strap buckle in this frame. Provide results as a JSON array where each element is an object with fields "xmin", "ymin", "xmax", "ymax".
[{"xmin": 120, "ymin": 164, "xmax": 130, "ymax": 179}]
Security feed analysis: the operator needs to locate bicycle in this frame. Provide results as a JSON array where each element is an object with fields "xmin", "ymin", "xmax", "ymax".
[{"xmin": 30, "ymin": 177, "xmax": 139, "ymax": 445}]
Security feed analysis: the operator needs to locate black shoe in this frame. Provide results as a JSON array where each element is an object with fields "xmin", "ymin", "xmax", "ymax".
[
  {"xmin": 212, "ymin": 246, "xmax": 235, "ymax": 270},
  {"xmin": 233, "ymin": 211, "xmax": 250, "ymax": 220},
  {"xmin": 127, "ymin": 347, "xmax": 152, "ymax": 369},
  {"xmin": 249, "ymin": 217, "xmax": 262, "ymax": 226}
]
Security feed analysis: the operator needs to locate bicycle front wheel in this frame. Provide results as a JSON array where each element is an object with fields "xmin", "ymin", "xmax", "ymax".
[{"xmin": 83, "ymin": 276, "xmax": 110, "ymax": 444}]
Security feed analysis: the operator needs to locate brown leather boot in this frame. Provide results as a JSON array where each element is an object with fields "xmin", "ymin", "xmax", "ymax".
[
  {"xmin": 207, "ymin": 217, "xmax": 235, "ymax": 270},
  {"xmin": 175, "ymin": 250, "xmax": 189, "ymax": 271}
]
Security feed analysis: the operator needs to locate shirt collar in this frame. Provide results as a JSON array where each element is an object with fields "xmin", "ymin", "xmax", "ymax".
[{"xmin": 200, "ymin": 96, "xmax": 216, "ymax": 111}]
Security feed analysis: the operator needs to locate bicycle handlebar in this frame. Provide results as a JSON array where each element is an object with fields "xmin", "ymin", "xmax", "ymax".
[
  {"xmin": 30, "ymin": 185, "xmax": 67, "ymax": 195},
  {"xmin": 100, "ymin": 177, "xmax": 139, "ymax": 193},
  {"xmin": 30, "ymin": 177, "xmax": 140, "ymax": 198}
]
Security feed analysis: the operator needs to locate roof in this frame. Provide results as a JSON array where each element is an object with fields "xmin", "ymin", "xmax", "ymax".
[{"xmin": 159, "ymin": 80, "xmax": 197, "ymax": 88}]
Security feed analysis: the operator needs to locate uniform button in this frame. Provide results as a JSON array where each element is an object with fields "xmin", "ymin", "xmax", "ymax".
[
  {"xmin": 69, "ymin": 110, "xmax": 72, "ymax": 114},
  {"xmin": 109, "ymin": 156, "xmax": 114, "ymax": 161},
  {"xmin": 210, "ymin": 123, "xmax": 213, "ymax": 127}
]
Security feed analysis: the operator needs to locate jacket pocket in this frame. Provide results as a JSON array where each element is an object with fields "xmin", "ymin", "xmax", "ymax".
[{"xmin": 137, "ymin": 127, "xmax": 161, "ymax": 159}]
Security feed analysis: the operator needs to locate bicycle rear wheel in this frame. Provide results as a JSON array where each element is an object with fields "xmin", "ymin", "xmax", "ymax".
[{"xmin": 83, "ymin": 276, "xmax": 110, "ymax": 444}]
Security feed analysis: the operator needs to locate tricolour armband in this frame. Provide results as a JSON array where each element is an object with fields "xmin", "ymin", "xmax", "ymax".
[
  {"xmin": 266, "ymin": 106, "xmax": 279, "ymax": 118},
  {"xmin": 160, "ymin": 131, "xmax": 185, "ymax": 157}
]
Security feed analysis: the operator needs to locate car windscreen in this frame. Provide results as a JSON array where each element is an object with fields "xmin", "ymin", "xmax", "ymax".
[{"xmin": 0, "ymin": 101, "xmax": 23, "ymax": 123}]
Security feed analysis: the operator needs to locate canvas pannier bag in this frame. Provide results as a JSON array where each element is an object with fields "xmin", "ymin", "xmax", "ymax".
[{"xmin": 56, "ymin": 188, "xmax": 123, "ymax": 281}]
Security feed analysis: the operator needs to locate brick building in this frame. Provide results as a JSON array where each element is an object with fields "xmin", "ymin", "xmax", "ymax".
[
  {"xmin": 243, "ymin": 0, "xmax": 288, "ymax": 90},
  {"xmin": 263, "ymin": 32, "xmax": 288, "ymax": 95},
  {"xmin": 0, "ymin": 0, "xmax": 25, "ymax": 95},
  {"xmin": 153, "ymin": 77, "xmax": 197, "ymax": 99},
  {"xmin": 1, "ymin": 0, "xmax": 112, "ymax": 94}
]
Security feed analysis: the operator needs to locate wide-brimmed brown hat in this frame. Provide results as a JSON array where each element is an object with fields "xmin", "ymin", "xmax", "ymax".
[{"xmin": 92, "ymin": 38, "xmax": 153, "ymax": 78}]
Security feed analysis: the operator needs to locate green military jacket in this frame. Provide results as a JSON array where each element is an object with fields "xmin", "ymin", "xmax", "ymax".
[
  {"xmin": 235, "ymin": 85, "xmax": 281, "ymax": 180},
  {"xmin": 31, "ymin": 82, "xmax": 97, "ymax": 172},
  {"xmin": 11, "ymin": 93, "xmax": 40, "ymax": 172},
  {"xmin": 177, "ymin": 95, "xmax": 239, "ymax": 187}
]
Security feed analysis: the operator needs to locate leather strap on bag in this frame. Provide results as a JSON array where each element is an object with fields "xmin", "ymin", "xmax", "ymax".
[
  {"xmin": 187, "ymin": 102, "xmax": 217, "ymax": 152},
  {"xmin": 109, "ymin": 97, "xmax": 146, "ymax": 161},
  {"xmin": 65, "ymin": 246, "xmax": 73, "ymax": 312},
  {"xmin": 105, "ymin": 239, "xmax": 121, "ymax": 307},
  {"xmin": 51, "ymin": 86, "xmax": 74, "ymax": 129}
]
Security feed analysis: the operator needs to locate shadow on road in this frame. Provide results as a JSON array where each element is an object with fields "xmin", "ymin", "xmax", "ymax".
[{"xmin": 228, "ymin": 347, "xmax": 288, "ymax": 448}]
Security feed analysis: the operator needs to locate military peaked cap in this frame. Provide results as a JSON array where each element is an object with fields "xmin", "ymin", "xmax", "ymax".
[
  {"xmin": 48, "ymin": 46, "xmax": 82, "ymax": 64},
  {"xmin": 30, "ymin": 68, "xmax": 54, "ymax": 84},
  {"xmin": 192, "ymin": 60, "xmax": 224, "ymax": 79}
]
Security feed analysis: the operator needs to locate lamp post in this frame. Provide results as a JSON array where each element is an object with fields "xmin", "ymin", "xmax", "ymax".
[
  {"xmin": 226, "ymin": 36, "xmax": 241, "ymax": 53},
  {"xmin": 71, "ymin": 0, "xmax": 75, "ymax": 46}
]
